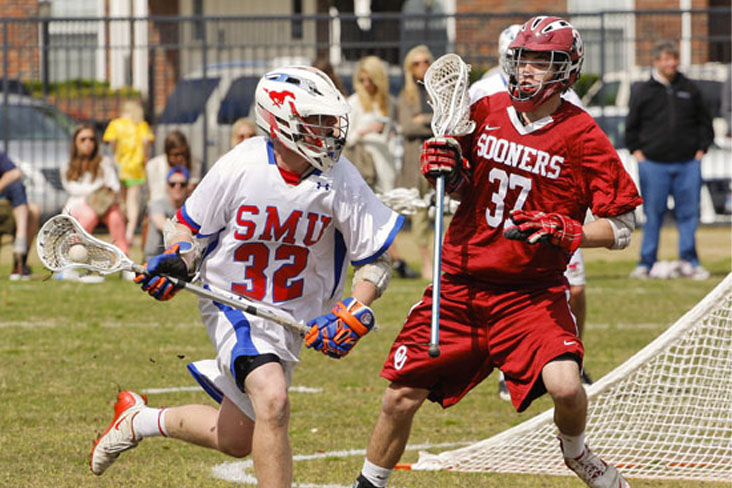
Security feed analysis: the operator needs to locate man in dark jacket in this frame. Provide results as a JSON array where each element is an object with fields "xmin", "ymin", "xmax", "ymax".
[{"xmin": 625, "ymin": 40, "xmax": 714, "ymax": 280}]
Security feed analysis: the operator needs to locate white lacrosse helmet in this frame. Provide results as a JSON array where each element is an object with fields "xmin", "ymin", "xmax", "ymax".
[
  {"xmin": 255, "ymin": 66, "xmax": 350, "ymax": 172},
  {"xmin": 498, "ymin": 24, "xmax": 522, "ymax": 58}
]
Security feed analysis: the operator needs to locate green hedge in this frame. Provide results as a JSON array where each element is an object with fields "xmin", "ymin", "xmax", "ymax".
[{"xmin": 24, "ymin": 79, "xmax": 140, "ymax": 98}]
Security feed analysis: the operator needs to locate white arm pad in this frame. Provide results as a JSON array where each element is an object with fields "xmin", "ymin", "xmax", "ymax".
[
  {"xmin": 164, "ymin": 216, "xmax": 203, "ymax": 272},
  {"xmin": 606, "ymin": 211, "xmax": 636, "ymax": 250},
  {"xmin": 353, "ymin": 253, "xmax": 392, "ymax": 298}
]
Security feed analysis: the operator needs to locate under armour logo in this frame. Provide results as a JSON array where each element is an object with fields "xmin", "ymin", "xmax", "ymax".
[
  {"xmin": 394, "ymin": 345, "xmax": 408, "ymax": 370},
  {"xmin": 316, "ymin": 181, "xmax": 330, "ymax": 191}
]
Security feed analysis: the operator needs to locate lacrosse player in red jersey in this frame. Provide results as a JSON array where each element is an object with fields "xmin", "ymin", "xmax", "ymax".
[
  {"xmin": 89, "ymin": 66, "xmax": 404, "ymax": 488},
  {"xmin": 353, "ymin": 16, "xmax": 641, "ymax": 488}
]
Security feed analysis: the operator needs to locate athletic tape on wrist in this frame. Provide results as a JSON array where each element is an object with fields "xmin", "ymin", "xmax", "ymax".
[
  {"xmin": 606, "ymin": 211, "xmax": 635, "ymax": 250},
  {"xmin": 353, "ymin": 253, "xmax": 392, "ymax": 298}
]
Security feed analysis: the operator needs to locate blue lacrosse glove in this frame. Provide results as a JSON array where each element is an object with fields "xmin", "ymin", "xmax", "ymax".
[
  {"xmin": 134, "ymin": 241, "xmax": 193, "ymax": 301},
  {"xmin": 304, "ymin": 297, "xmax": 375, "ymax": 358}
]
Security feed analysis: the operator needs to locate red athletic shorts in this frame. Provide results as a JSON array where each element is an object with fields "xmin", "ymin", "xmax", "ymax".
[{"xmin": 380, "ymin": 274, "xmax": 583, "ymax": 412}]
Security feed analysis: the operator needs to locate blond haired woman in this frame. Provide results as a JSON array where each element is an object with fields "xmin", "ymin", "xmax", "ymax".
[
  {"xmin": 347, "ymin": 55, "xmax": 418, "ymax": 278},
  {"xmin": 397, "ymin": 45, "xmax": 435, "ymax": 279},
  {"xmin": 345, "ymin": 55, "xmax": 397, "ymax": 194}
]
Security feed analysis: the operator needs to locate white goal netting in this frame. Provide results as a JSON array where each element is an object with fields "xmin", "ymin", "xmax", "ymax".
[{"xmin": 412, "ymin": 273, "xmax": 732, "ymax": 482}]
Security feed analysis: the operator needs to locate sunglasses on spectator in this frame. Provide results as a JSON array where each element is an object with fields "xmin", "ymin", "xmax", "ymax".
[
  {"xmin": 78, "ymin": 136, "xmax": 95, "ymax": 142},
  {"xmin": 168, "ymin": 181, "xmax": 188, "ymax": 188}
]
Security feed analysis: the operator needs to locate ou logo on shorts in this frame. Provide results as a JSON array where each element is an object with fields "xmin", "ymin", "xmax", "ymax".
[{"xmin": 394, "ymin": 345, "xmax": 408, "ymax": 370}]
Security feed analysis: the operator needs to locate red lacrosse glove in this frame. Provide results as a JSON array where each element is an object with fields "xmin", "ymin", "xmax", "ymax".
[
  {"xmin": 503, "ymin": 209, "xmax": 583, "ymax": 254},
  {"xmin": 304, "ymin": 297, "xmax": 375, "ymax": 359},
  {"xmin": 420, "ymin": 136, "xmax": 472, "ymax": 194}
]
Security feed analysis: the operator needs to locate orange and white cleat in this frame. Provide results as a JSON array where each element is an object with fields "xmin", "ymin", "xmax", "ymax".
[{"xmin": 89, "ymin": 390, "xmax": 147, "ymax": 475}]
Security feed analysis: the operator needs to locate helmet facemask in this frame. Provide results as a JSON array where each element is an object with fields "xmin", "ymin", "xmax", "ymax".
[
  {"xmin": 292, "ymin": 113, "xmax": 349, "ymax": 171},
  {"xmin": 505, "ymin": 48, "xmax": 571, "ymax": 112}
]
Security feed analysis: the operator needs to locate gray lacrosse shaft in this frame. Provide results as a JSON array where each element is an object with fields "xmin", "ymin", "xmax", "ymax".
[
  {"xmin": 130, "ymin": 263, "xmax": 310, "ymax": 335},
  {"xmin": 429, "ymin": 175, "xmax": 445, "ymax": 358}
]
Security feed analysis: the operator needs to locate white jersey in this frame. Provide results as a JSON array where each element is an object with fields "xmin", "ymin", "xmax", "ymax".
[{"xmin": 178, "ymin": 136, "xmax": 403, "ymax": 363}]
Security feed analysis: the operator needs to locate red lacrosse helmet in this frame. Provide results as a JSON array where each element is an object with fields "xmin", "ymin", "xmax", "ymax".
[{"xmin": 504, "ymin": 16, "xmax": 584, "ymax": 112}]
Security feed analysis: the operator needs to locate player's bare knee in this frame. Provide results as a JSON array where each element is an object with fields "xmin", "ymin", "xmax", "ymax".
[
  {"xmin": 254, "ymin": 391, "xmax": 290, "ymax": 428},
  {"xmin": 549, "ymin": 382, "xmax": 585, "ymax": 410},
  {"xmin": 381, "ymin": 384, "xmax": 426, "ymax": 418}
]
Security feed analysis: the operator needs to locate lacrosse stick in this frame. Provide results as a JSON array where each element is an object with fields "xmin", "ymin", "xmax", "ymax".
[
  {"xmin": 36, "ymin": 214, "xmax": 309, "ymax": 335},
  {"xmin": 376, "ymin": 187, "xmax": 460, "ymax": 216},
  {"xmin": 423, "ymin": 53, "xmax": 475, "ymax": 358}
]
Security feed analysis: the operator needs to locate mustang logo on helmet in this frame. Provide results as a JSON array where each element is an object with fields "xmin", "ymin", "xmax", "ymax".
[
  {"xmin": 264, "ymin": 89, "xmax": 296, "ymax": 108},
  {"xmin": 255, "ymin": 66, "xmax": 351, "ymax": 173}
]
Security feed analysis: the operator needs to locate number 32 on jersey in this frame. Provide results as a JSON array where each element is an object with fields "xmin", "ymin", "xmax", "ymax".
[{"xmin": 232, "ymin": 242, "xmax": 309, "ymax": 303}]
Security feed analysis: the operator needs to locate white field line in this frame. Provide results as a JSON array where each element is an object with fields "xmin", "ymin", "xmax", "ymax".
[
  {"xmin": 142, "ymin": 385, "xmax": 323, "ymax": 395},
  {"xmin": 211, "ymin": 441, "xmax": 472, "ymax": 486}
]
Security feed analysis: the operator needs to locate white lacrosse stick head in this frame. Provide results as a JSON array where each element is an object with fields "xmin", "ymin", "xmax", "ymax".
[
  {"xmin": 424, "ymin": 53, "xmax": 476, "ymax": 137},
  {"xmin": 37, "ymin": 214, "xmax": 135, "ymax": 274}
]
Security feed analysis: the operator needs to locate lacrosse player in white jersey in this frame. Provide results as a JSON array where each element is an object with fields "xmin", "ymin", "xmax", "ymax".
[
  {"xmin": 470, "ymin": 24, "xmax": 592, "ymax": 401},
  {"xmin": 89, "ymin": 65, "xmax": 404, "ymax": 488}
]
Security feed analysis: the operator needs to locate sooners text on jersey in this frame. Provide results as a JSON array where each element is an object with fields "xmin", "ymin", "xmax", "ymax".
[{"xmin": 441, "ymin": 92, "xmax": 642, "ymax": 287}]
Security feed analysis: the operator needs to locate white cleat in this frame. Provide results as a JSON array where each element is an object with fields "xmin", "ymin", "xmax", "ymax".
[
  {"xmin": 560, "ymin": 439, "xmax": 630, "ymax": 488},
  {"xmin": 89, "ymin": 390, "xmax": 147, "ymax": 475}
]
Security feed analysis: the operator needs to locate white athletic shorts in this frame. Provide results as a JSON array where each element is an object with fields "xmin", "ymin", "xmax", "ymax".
[
  {"xmin": 564, "ymin": 249, "xmax": 586, "ymax": 287},
  {"xmin": 187, "ymin": 296, "xmax": 301, "ymax": 420}
]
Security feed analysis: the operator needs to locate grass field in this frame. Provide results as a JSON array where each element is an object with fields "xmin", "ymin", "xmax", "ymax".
[{"xmin": 0, "ymin": 225, "xmax": 730, "ymax": 487}]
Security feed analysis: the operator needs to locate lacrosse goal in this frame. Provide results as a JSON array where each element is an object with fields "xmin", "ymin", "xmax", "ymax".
[{"xmin": 411, "ymin": 273, "xmax": 732, "ymax": 482}]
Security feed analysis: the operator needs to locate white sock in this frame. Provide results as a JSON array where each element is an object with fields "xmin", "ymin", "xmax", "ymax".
[
  {"xmin": 132, "ymin": 407, "xmax": 169, "ymax": 438},
  {"xmin": 361, "ymin": 459, "xmax": 392, "ymax": 488},
  {"xmin": 559, "ymin": 431, "xmax": 585, "ymax": 459}
]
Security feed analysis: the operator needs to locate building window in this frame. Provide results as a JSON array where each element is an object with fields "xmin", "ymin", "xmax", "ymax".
[
  {"xmin": 193, "ymin": 0, "xmax": 204, "ymax": 40},
  {"xmin": 292, "ymin": 0, "xmax": 303, "ymax": 40}
]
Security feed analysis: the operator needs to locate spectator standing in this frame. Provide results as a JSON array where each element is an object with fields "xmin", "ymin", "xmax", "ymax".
[
  {"xmin": 347, "ymin": 55, "xmax": 418, "ymax": 278},
  {"xmin": 103, "ymin": 99, "xmax": 155, "ymax": 246},
  {"xmin": 346, "ymin": 56, "xmax": 398, "ymax": 194},
  {"xmin": 397, "ymin": 45, "xmax": 435, "ymax": 280},
  {"xmin": 352, "ymin": 16, "xmax": 641, "ymax": 488},
  {"xmin": 143, "ymin": 166, "xmax": 190, "ymax": 261},
  {"xmin": 61, "ymin": 125, "xmax": 127, "ymax": 282},
  {"xmin": 146, "ymin": 130, "xmax": 201, "ymax": 203},
  {"xmin": 626, "ymin": 41, "xmax": 714, "ymax": 280},
  {"xmin": 0, "ymin": 151, "xmax": 40, "ymax": 280}
]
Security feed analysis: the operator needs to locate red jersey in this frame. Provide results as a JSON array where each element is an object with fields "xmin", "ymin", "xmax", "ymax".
[{"xmin": 442, "ymin": 92, "xmax": 642, "ymax": 286}]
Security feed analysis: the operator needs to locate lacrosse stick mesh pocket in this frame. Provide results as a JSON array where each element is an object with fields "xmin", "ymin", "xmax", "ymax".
[{"xmin": 37, "ymin": 215, "xmax": 125, "ymax": 273}]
